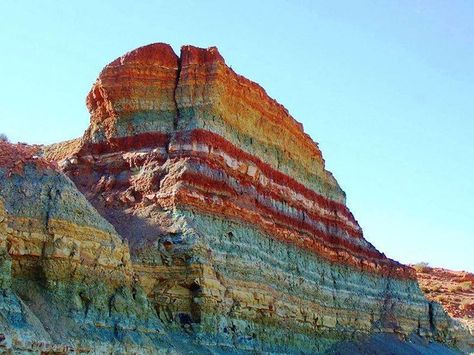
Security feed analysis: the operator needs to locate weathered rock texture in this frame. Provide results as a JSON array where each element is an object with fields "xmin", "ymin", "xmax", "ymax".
[
  {"xmin": 0, "ymin": 141, "xmax": 170, "ymax": 353},
  {"xmin": 414, "ymin": 265, "xmax": 474, "ymax": 353},
  {"xmin": 2, "ymin": 43, "xmax": 471, "ymax": 353},
  {"xmin": 41, "ymin": 43, "xmax": 470, "ymax": 353}
]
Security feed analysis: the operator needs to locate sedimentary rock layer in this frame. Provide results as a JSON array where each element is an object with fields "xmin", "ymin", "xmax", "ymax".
[
  {"xmin": 0, "ymin": 142, "xmax": 169, "ymax": 353},
  {"xmin": 43, "ymin": 43, "xmax": 467, "ymax": 353},
  {"xmin": 67, "ymin": 43, "xmax": 411, "ymax": 278},
  {"xmin": 85, "ymin": 43, "xmax": 179, "ymax": 143}
]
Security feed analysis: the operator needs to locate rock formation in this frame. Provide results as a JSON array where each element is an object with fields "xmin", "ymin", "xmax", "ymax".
[
  {"xmin": 1, "ymin": 42, "xmax": 471, "ymax": 353},
  {"xmin": 0, "ymin": 141, "xmax": 169, "ymax": 352},
  {"xmin": 414, "ymin": 264, "xmax": 474, "ymax": 353}
]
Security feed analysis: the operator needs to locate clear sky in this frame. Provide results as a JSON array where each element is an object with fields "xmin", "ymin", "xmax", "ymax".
[{"xmin": 1, "ymin": 1, "xmax": 472, "ymax": 271}]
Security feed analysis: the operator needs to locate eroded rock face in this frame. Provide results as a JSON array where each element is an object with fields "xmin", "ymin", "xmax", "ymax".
[
  {"xmin": 85, "ymin": 43, "xmax": 179, "ymax": 143},
  {"xmin": 415, "ymin": 265, "xmax": 474, "ymax": 353},
  {"xmin": 0, "ymin": 141, "xmax": 169, "ymax": 353},
  {"xmin": 41, "ymin": 43, "xmax": 469, "ymax": 353}
]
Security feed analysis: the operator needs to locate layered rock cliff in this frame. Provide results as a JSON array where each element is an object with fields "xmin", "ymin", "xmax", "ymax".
[
  {"xmin": 44, "ymin": 43, "xmax": 465, "ymax": 352},
  {"xmin": 1, "ymin": 42, "xmax": 471, "ymax": 353}
]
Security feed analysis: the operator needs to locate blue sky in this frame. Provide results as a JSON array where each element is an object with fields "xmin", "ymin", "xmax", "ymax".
[{"xmin": 1, "ymin": 1, "xmax": 472, "ymax": 271}]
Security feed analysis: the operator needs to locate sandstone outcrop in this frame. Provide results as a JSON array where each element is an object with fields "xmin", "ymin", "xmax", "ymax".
[
  {"xmin": 1, "ymin": 42, "xmax": 470, "ymax": 353},
  {"xmin": 42, "ymin": 43, "xmax": 468, "ymax": 353}
]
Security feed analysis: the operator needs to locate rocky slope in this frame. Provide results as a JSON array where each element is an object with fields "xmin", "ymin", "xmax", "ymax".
[
  {"xmin": 1, "ymin": 42, "xmax": 471, "ymax": 353},
  {"xmin": 415, "ymin": 265, "xmax": 474, "ymax": 352},
  {"xmin": 0, "ymin": 141, "xmax": 170, "ymax": 353}
]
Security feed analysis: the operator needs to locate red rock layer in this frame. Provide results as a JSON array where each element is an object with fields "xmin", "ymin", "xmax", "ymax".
[
  {"xmin": 166, "ymin": 133, "xmax": 410, "ymax": 279},
  {"xmin": 78, "ymin": 130, "xmax": 351, "ymax": 220},
  {"xmin": 414, "ymin": 265, "xmax": 474, "ymax": 319},
  {"xmin": 0, "ymin": 141, "xmax": 54, "ymax": 175},
  {"xmin": 64, "ymin": 128, "xmax": 412, "ymax": 279},
  {"xmin": 85, "ymin": 43, "xmax": 179, "ymax": 141},
  {"xmin": 51, "ymin": 43, "xmax": 415, "ymax": 280},
  {"xmin": 177, "ymin": 45, "xmax": 342, "ymax": 201},
  {"xmin": 178, "ymin": 45, "xmax": 323, "ymax": 163}
]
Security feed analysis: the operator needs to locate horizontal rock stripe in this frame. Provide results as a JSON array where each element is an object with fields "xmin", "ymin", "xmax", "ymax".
[
  {"xmin": 131, "ymin": 210, "xmax": 451, "ymax": 352},
  {"xmin": 68, "ymin": 128, "xmax": 410, "ymax": 278},
  {"xmin": 84, "ymin": 43, "xmax": 344, "ymax": 203},
  {"xmin": 37, "ymin": 43, "xmax": 466, "ymax": 352},
  {"xmin": 0, "ymin": 158, "xmax": 170, "ymax": 352}
]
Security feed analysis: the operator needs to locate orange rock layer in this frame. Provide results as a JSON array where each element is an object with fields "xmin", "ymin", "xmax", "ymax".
[
  {"xmin": 39, "ymin": 43, "xmax": 469, "ymax": 352},
  {"xmin": 63, "ymin": 128, "xmax": 411, "ymax": 279},
  {"xmin": 48, "ymin": 44, "xmax": 415, "ymax": 279},
  {"xmin": 2, "ymin": 43, "xmax": 469, "ymax": 353},
  {"xmin": 176, "ymin": 45, "xmax": 329, "ymax": 190}
]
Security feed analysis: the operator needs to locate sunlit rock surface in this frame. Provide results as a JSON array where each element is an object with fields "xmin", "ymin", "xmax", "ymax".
[
  {"xmin": 414, "ymin": 264, "xmax": 474, "ymax": 353},
  {"xmin": 0, "ymin": 142, "xmax": 170, "ymax": 353},
  {"xmin": 2, "ymin": 43, "xmax": 470, "ymax": 353}
]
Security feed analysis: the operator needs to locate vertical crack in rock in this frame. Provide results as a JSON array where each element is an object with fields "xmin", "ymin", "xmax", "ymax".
[
  {"xmin": 173, "ymin": 55, "xmax": 182, "ymax": 132},
  {"xmin": 429, "ymin": 302, "xmax": 435, "ymax": 331},
  {"xmin": 44, "ymin": 185, "xmax": 55, "ymax": 234}
]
